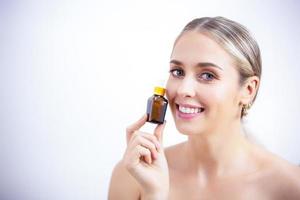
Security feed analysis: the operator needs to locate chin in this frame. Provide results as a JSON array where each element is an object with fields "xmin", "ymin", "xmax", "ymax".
[{"xmin": 175, "ymin": 123, "xmax": 204, "ymax": 136}]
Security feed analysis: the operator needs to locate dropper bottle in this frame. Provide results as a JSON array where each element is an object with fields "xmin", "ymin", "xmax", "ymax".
[{"xmin": 146, "ymin": 86, "xmax": 168, "ymax": 124}]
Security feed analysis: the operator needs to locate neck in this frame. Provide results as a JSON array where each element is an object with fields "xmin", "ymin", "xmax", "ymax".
[{"xmin": 184, "ymin": 119, "xmax": 254, "ymax": 179}]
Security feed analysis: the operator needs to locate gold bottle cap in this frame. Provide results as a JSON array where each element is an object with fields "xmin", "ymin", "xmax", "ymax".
[{"xmin": 154, "ymin": 86, "xmax": 165, "ymax": 96}]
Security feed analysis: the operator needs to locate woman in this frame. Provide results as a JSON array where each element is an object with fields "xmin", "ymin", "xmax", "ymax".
[{"xmin": 108, "ymin": 17, "xmax": 300, "ymax": 200}]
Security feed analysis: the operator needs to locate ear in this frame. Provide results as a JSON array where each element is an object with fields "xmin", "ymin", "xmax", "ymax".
[{"xmin": 239, "ymin": 76, "xmax": 260, "ymax": 105}]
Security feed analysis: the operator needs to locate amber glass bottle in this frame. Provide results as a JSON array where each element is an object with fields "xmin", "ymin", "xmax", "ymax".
[{"xmin": 146, "ymin": 86, "xmax": 168, "ymax": 124}]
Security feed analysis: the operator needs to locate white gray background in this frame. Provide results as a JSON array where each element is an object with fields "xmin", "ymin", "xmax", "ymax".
[{"xmin": 0, "ymin": 0, "xmax": 300, "ymax": 199}]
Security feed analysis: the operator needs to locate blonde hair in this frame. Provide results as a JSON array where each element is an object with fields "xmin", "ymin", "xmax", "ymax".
[{"xmin": 175, "ymin": 16, "xmax": 262, "ymax": 117}]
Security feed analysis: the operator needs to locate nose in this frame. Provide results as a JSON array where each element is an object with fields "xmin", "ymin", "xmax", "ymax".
[{"xmin": 176, "ymin": 76, "xmax": 196, "ymax": 98}]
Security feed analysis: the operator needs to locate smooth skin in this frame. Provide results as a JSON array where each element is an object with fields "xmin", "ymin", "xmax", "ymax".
[{"xmin": 108, "ymin": 31, "xmax": 300, "ymax": 200}]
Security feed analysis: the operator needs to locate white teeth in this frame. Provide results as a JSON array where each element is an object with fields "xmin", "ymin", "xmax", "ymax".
[{"xmin": 179, "ymin": 106, "xmax": 203, "ymax": 114}]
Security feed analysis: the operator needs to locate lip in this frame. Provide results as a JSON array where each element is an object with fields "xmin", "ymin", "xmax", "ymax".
[{"xmin": 175, "ymin": 103, "xmax": 204, "ymax": 120}]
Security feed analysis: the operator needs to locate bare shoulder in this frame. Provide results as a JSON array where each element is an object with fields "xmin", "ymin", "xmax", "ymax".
[
  {"xmin": 270, "ymin": 155, "xmax": 300, "ymax": 199},
  {"xmin": 254, "ymin": 147, "xmax": 300, "ymax": 199},
  {"xmin": 108, "ymin": 160, "xmax": 141, "ymax": 200}
]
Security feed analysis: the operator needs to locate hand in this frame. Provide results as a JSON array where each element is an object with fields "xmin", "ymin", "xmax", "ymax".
[{"xmin": 122, "ymin": 114, "xmax": 169, "ymax": 195}]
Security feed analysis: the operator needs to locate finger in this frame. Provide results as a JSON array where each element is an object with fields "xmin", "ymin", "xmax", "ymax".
[
  {"xmin": 136, "ymin": 132, "xmax": 161, "ymax": 151},
  {"xmin": 154, "ymin": 120, "xmax": 166, "ymax": 144},
  {"xmin": 123, "ymin": 144, "xmax": 151, "ymax": 172},
  {"xmin": 136, "ymin": 145, "xmax": 152, "ymax": 165},
  {"xmin": 126, "ymin": 114, "xmax": 148, "ymax": 144},
  {"xmin": 130, "ymin": 134, "xmax": 158, "ymax": 160}
]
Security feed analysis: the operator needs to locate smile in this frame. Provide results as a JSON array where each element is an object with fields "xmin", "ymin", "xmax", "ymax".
[
  {"xmin": 176, "ymin": 103, "xmax": 205, "ymax": 119},
  {"xmin": 179, "ymin": 106, "xmax": 203, "ymax": 114}
]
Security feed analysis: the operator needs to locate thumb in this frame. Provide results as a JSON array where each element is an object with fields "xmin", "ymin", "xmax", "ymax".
[
  {"xmin": 154, "ymin": 120, "xmax": 167, "ymax": 144},
  {"xmin": 126, "ymin": 114, "xmax": 147, "ymax": 144}
]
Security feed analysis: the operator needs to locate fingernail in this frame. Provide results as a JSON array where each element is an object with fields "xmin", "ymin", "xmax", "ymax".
[{"xmin": 155, "ymin": 142, "xmax": 161, "ymax": 150}]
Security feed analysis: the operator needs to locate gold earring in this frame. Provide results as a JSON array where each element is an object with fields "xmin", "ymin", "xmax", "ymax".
[{"xmin": 242, "ymin": 103, "xmax": 252, "ymax": 116}]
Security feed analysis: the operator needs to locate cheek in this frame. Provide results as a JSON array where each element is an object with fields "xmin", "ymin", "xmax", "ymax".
[
  {"xmin": 200, "ymin": 85, "xmax": 225, "ymax": 101},
  {"xmin": 204, "ymin": 84, "xmax": 237, "ymax": 107},
  {"xmin": 166, "ymin": 78, "xmax": 176, "ymax": 100}
]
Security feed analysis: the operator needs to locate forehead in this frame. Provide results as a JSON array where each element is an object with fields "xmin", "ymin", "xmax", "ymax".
[{"xmin": 171, "ymin": 31, "xmax": 235, "ymax": 71}]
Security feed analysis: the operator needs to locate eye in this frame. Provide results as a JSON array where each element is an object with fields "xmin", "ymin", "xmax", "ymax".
[
  {"xmin": 199, "ymin": 72, "xmax": 215, "ymax": 81},
  {"xmin": 169, "ymin": 68, "xmax": 184, "ymax": 77}
]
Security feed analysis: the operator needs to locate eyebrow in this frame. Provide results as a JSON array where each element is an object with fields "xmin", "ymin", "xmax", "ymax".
[{"xmin": 170, "ymin": 59, "xmax": 223, "ymax": 71}]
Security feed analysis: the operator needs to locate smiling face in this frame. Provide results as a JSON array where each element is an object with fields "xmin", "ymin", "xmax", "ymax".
[{"xmin": 166, "ymin": 31, "xmax": 244, "ymax": 135}]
